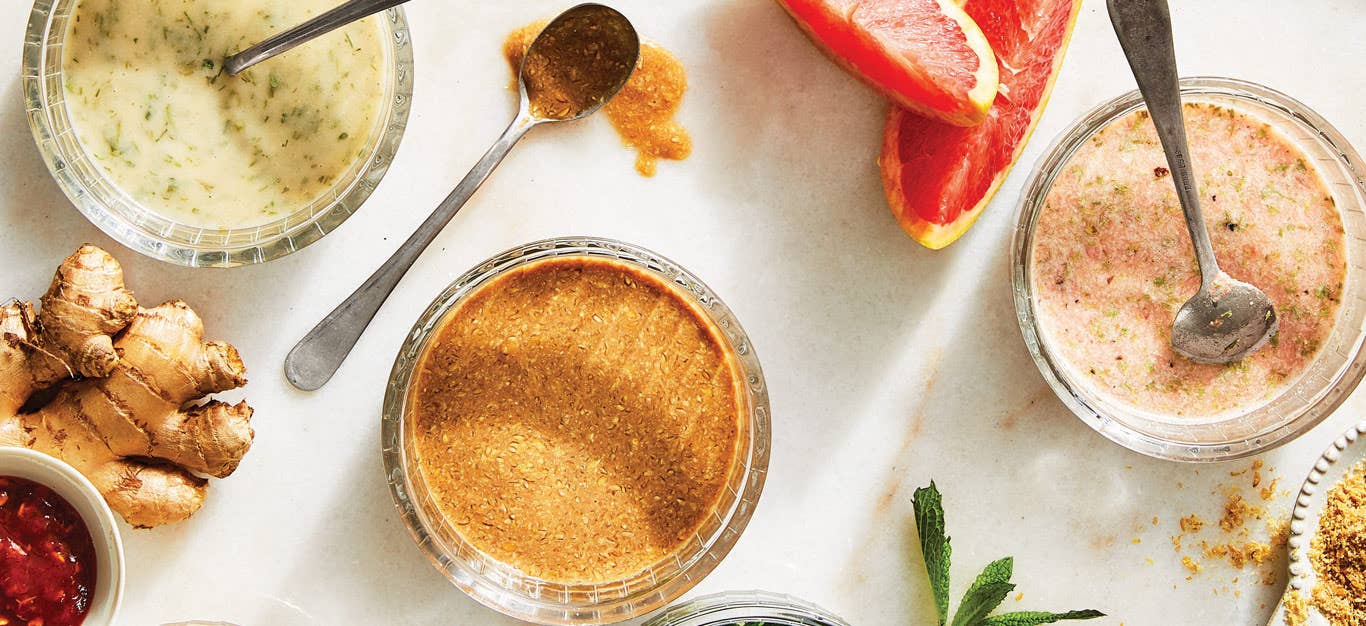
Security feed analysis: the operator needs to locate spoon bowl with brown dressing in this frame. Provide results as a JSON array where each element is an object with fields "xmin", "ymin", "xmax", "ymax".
[{"xmin": 283, "ymin": 3, "xmax": 639, "ymax": 391}]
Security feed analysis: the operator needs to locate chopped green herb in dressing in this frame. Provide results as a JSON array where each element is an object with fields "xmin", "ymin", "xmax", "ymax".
[{"xmin": 62, "ymin": 0, "xmax": 386, "ymax": 229}]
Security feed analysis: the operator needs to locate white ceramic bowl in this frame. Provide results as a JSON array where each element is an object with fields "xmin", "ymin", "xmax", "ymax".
[{"xmin": 0, "ymin": 447, "xmax": 124, "ymax": 625}]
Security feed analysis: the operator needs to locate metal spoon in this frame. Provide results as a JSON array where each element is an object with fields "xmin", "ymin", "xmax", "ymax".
[
  {"xmin": 224, "ymin": 0, "xmax": 405, "ymax": 76},
  {"xmin": 1108, "ymin": 0, "xmax": 1277, "ymax": 365},
  {"xmin": 283, "ymin": 3, "xmax": 639, "ymax": 391}
]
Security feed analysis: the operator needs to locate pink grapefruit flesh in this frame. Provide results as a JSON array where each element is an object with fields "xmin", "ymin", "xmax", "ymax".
[
  {"xmin": 778, "ymin": 0, "xmax": 999, "ymax": 127},
  {"xmin": 880, "ymin": 0, "xmax": 1082, "ymax": 249}
]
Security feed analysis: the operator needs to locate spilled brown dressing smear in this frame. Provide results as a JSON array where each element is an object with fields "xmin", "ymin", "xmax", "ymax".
[{"xmin": 504, "ymin": 22, "xmax": 692, "ymax": 177}]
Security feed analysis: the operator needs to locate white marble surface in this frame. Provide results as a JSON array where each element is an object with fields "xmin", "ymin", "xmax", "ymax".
[{"xmin": 4, "ymin": 1, "xmax": 1366, "ymax": 624}]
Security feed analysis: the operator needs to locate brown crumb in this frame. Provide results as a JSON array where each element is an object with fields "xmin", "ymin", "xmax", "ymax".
[
  {"xmin": 1309, "ymin": 460, "xmax": 1366, "ymax": 624},
  {"xmin": 1164, "ymin": 463, "xmax": 1286, "ymax": 592},
  {"xmin": 1183, "ymin": 556, "xmax": 1202, "ymax": 575},
  {"xmin": 1283, "ymin": 589, "xmax": 1308, "ymax": 626},
  {"xmin": 1269, "ymin": 518, "xmax": 1290, "ymax": 548},
  {"xmin": 1152, "ymin": 516, "xmax": 1159, "ymax": 526},
  {"xmin": 1199, "ymin": 540, "xmax": 1272, "ymax": 569},
  {"xmin": 1244, "ymin": 542, "xmax": 1273, "ymax": 566},
  {"xmin": 1220, "ymin": 493, "xmax": 1258, "ymax": 532}
]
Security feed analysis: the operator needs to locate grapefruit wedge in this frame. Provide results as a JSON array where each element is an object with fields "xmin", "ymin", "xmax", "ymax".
[
  {"xmin": 778, "ymin": 0, "xmax": 999, "ymax": 127},
  {"xmin": 880, "ymin": 0, "xmax": 1082, "ymax": 249}
]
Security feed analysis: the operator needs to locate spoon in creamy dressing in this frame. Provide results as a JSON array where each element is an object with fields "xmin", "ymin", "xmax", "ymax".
[
  {"xmin": 224, "ymin": 0, "xmax": 405, "ymax": 76},
  {"xmin": 1108, "ymin": 0, "xmax": 1278, "ymax": 365},
  {"xmin": 283, "ymin": 3, "xmax": 639, "ymax": 391}
]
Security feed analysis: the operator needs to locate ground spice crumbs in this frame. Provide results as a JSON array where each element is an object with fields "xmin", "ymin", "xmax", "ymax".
[
  {"xmin": 1309, "ymin": 460, "xmax": 1366, "ymax": 625},
  {"xmin": 1220, "ymin": 494, "xmax": 1257, "ymax": 532},
  {"xmin": 408, "ymin": 256, "xmax": 745, "ymax": 584},
  {"xmin": 1269, "ymin": 519, "xmax": 1291, "ymax": 547},
  {"xmin": 1282, "ymin": 589, "xmax": 1308, "ymax": 626},
  {"xmin": 1203, "ymin": 541, "xmax": 1273, "ymax": 569},
  {"xmin": 505, "ymin": 21, "xmax": 692, "ymax": 177},
  {"xmin": 1167, "ymin": 460, "xmax": 1288, "ymax": 590}
]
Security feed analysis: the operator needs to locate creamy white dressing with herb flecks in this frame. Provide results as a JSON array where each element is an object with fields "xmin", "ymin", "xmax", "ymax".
[
  {"xmin": 1030, "ymin": 103, "xmax": 1347, "ymax": 419},
  {"xmin": 62, "ymin": 0, "xmax": 386, "ymax": 229}
]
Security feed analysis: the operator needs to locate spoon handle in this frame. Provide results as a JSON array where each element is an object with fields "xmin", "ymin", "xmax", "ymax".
[
  {"xmin": 284, "ymin": 114, "xmax": 537, "ymax": 391},
  {"xmin": 225, "ymin": 0, "xmax": 408, "ymax": 75},
  {"xmin": 1107, "ymin": 0, "xmax": 1220, "ymax": 278}
]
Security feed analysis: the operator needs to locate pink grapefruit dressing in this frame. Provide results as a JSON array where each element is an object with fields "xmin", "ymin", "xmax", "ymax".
[{"xmin": 1030, "ymin": 103, "xmax": 1346, "ymax": 419}]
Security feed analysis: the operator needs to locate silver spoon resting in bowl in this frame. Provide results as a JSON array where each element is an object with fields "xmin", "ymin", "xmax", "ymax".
[
  {"xmin": 1108, "ymin": 0, "xmax": 1278, "ymax": 365},
  {"xmin": 224, "ymin": 0, "xmax": 406, "ymax": 76},
  {"xmin": 283, "ymin": 3, "xmax": 640, "ymax": 391}
]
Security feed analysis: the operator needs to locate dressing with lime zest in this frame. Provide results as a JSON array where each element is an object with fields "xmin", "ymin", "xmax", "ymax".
[
  {"xmin": 1030, "ymin": 103, "xmax": 1347, "ymax": 419},
  {"xmin": 61, "ymin": 0, "xmax": 386, "ymax": 229}
]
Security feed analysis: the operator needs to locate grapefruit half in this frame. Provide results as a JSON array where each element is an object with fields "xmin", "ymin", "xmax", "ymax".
[
  {"xmin": 777, "ymin": 0, "xmax": 999, "ymax": 127},
  {"xmin": 879, "ymin": 0, "xmax": 1082, "ymax": 249}
]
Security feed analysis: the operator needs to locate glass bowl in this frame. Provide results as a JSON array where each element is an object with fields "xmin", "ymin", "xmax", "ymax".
[
  {"xmin": 22, "ymin": 0, "xmax": 414, "ymax": 267},
  {"xmin": 381, "ymin": 237, "xmax": 771, "ymax": 625},
  {"xmin": 1012, "ymin": 77, "xmax": 1366, "ymax": 462},
  {"xmin": 643, "ymin": 591, "xmax": 850, "ymax": 626}
]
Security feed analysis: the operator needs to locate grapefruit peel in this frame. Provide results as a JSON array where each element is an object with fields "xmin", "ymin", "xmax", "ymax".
[
  {"xmin": 777, "ymin": 0, "xmax": 1000, "ymax": 127},
  {"xmin": 878, "ymin": 0, "xmax": 1083, "ymax": 249}
]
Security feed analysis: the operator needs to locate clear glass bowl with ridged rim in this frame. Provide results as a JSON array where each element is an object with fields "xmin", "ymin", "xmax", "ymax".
[
  {"xmin": 1012, "ymin": 77, "xmax": 1366, "ymax": 462},
  {"xmin": 643, "ymin": 591, "xmax": 850, "ymax": 626},
  {"xmin": 381, "ymin": 237, "xmax": 772, "ymax": 625},
  {"xmin": 22, "ymin": 0, "xmax": 413, "ymax": 268}
]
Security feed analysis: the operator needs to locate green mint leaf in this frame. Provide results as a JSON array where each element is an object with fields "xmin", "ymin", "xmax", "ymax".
[
  {"xmin": 913, "ymin": 482, "xmax": 952, "ymax": 626},
  {"xmin": 980, "ymin": 610, "xmax": 1105, "ymax": 626},
  {"xmin": 952, "ymin": 557, "xmax": 1016, "ymax": 626}
]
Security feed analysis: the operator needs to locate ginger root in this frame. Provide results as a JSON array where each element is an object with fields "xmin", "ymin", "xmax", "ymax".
[{"xmin": 0, "ymin": 245, "xmax": 253, "ymax": 527}]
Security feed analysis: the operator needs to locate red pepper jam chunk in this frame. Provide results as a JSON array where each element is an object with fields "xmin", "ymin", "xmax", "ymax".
[{"xmin": 0, "ymin": 476, "xmax": 97, "ymax": 626}]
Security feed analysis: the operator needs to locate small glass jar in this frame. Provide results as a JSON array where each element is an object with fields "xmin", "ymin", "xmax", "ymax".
[
  {"xmin": 643, "ymin": 591, "xmax": 850, "ymax": 626},
  {"xmin": 22, "ymin": 0, "xmax": 414, "ymax": 267},
  {"xmin": 381, "ymin": 237, "xmax": 771, "ymax": 625},
  {"xmin": 1012, "ymin": 77, "xmax": 1366, "ymax": 461}
]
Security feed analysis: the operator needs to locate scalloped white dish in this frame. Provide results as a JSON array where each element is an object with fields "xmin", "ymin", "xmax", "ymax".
[{"xmin": 1275, "ymin": 421, "xmax": 1366, "ymax": 625}]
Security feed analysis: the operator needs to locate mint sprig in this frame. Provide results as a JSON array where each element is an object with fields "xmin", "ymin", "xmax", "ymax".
[
  {"xmin": 913, "ymin": 483, "xmax": 952, "ymax": 625},
  {"xmin": 911, "ymin": 482, "xmax": 1104, "ymax": 626},
  {"xmin": 952, "ymin": 557, "xmax": 1016, "ymax": 626},
  {"xmin": 981, "ymin": 610, "xmax": 1107, "ymax": 626}
]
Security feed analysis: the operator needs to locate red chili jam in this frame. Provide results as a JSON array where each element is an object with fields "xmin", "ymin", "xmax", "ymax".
[{"xmin": 0, "ymin": 476, "xmax": 97, "ymax": 626}]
